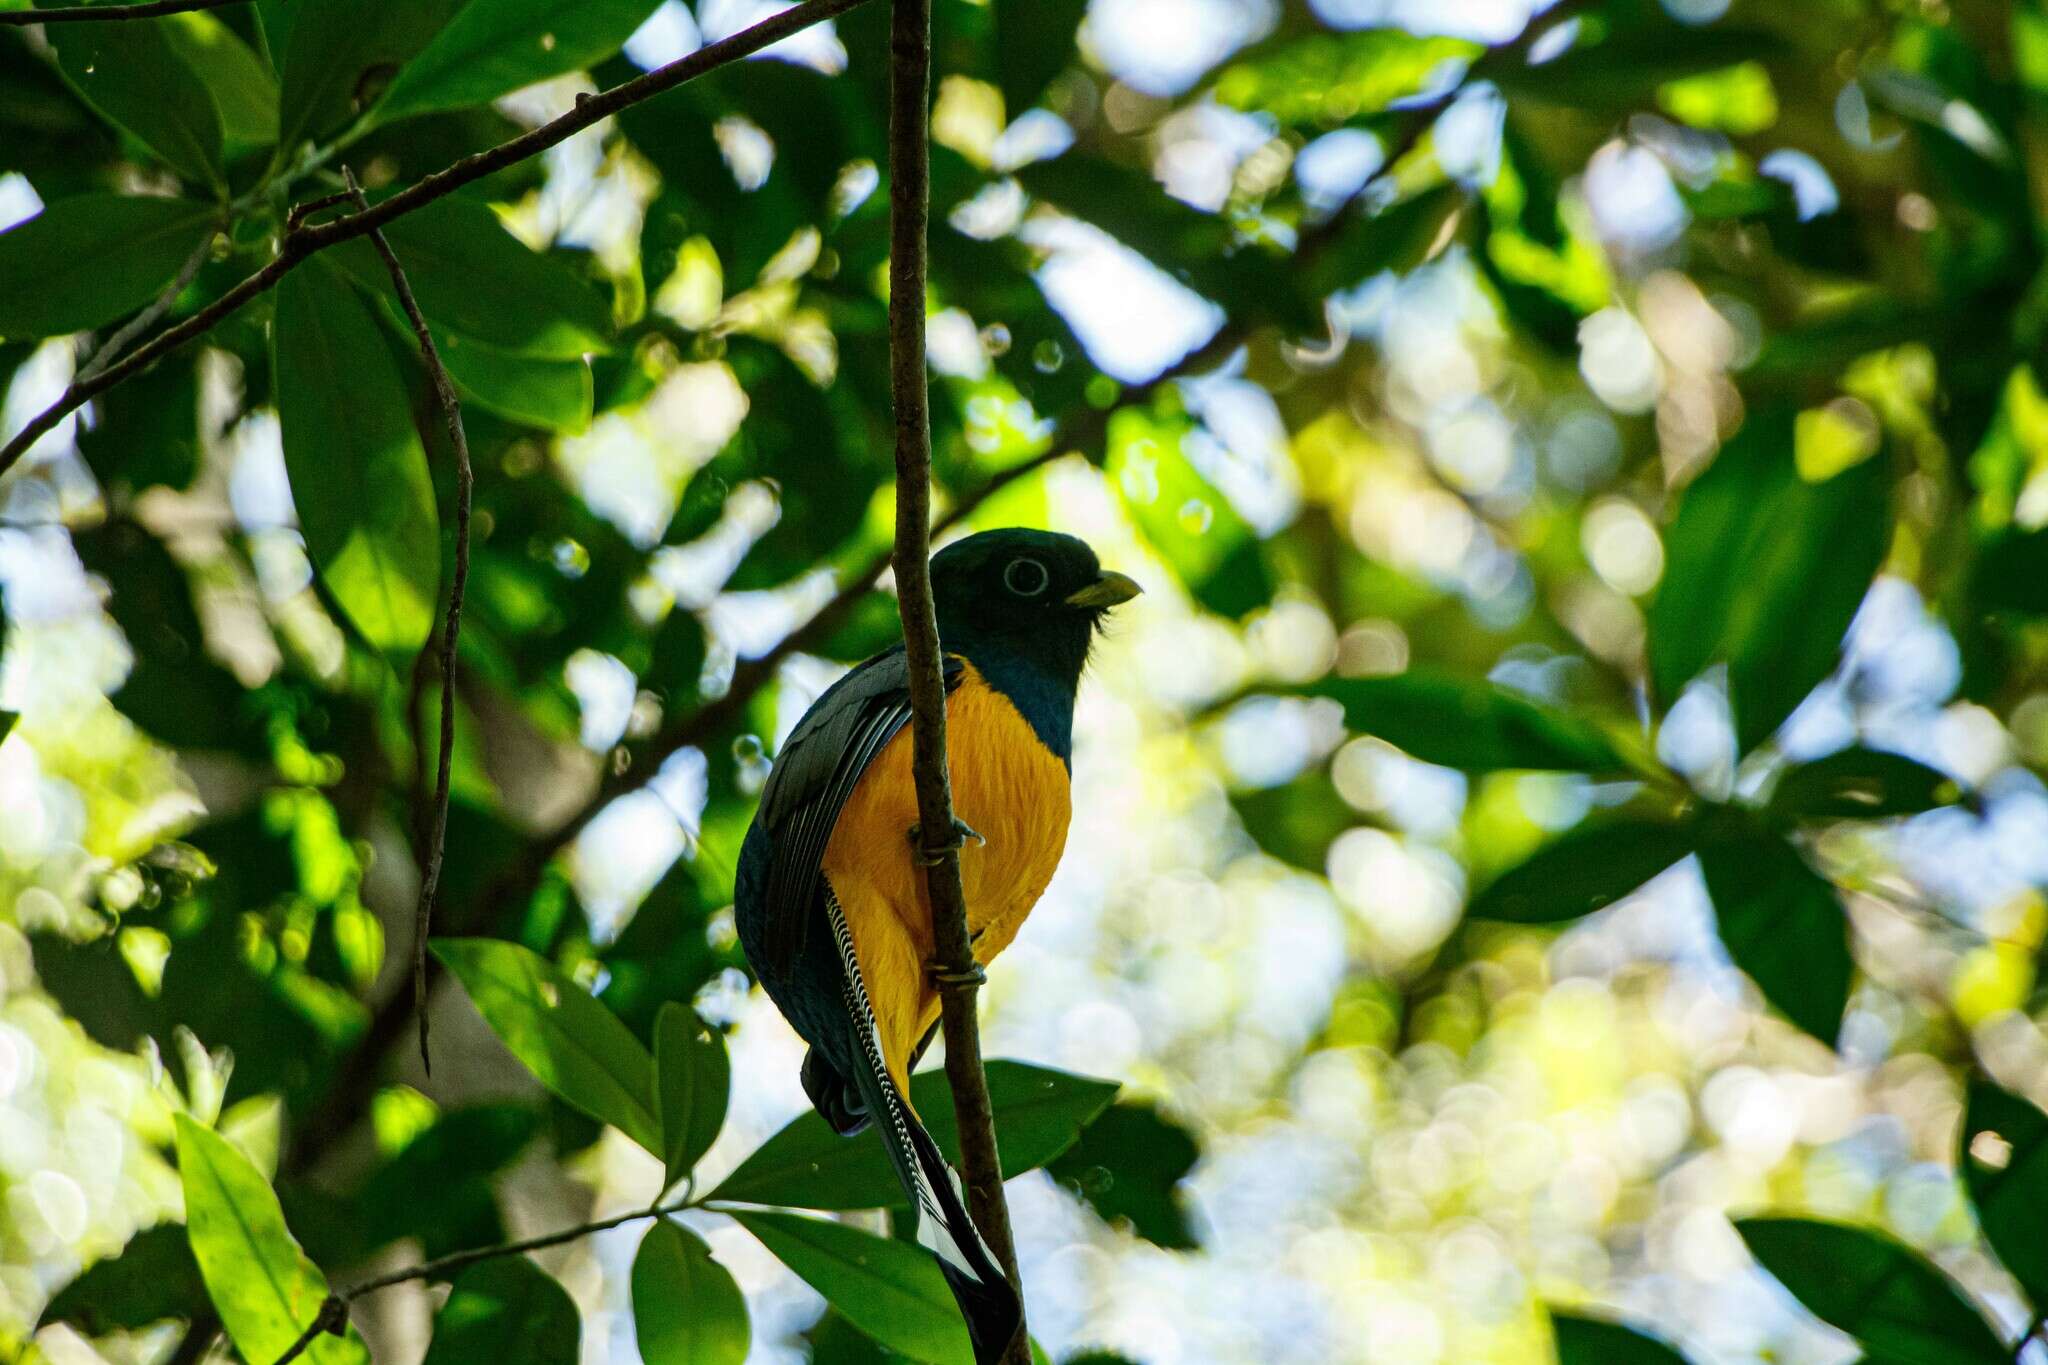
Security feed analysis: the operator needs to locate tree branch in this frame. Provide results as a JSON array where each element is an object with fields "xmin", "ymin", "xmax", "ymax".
[
  {"xmin": 0, "ymin": 0, "xmax": 877, "ymax": 478},
  {"xmin": 0, "ymin": 0, "xmax": 248, "ymax": 25},
  {"xmin": 340, "ymin": 165, "xmax": 472, "ymax": 1075},
  {"xmin": 77, "ymin": 220, "xmax": 216, "ymax": 383},
  {"xmin": 266, "ymin": 1199, "xmax": 691, "ymax": 1365},
  {"xmin": 887, "ymin": 0, "xmax": 1027, "ymax": 1360}
]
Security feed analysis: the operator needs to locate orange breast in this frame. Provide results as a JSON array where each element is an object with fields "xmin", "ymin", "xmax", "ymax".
[{"xmin": 819, "ymin": 660, "xmax": 1071, "ymax": 1094}]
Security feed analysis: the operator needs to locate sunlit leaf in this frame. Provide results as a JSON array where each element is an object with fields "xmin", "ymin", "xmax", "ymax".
[
  {"xmin": 1961, "ymin": 1077, "xmax": 2048, "ymax": 1309},
  {"xmin": 0, "ymin": 195, "xmax": 215, "ymax": 338},
  {"xmin": 1698, "ymin": 834, "xmax": 1852, "ymax": 1045},
  {"xmin": 432, "ymin": 938, "xmax": 662, "ymax": 1154},
  {"xmin": 175, "ymin": 1116, "xmax": 369, "ymax": 1365},
  {"xmin": 655, "ymin": 1002, "xmax": 730, "ymax": 1190},
  {"xmin": 728, "ymin": 1210, "xmax": 970, "ymax": 1365},
  {"xmin": 1735, "ymin": 1218, "xmax": 2006, "ymax": 1365},
  {"xmin": 160, "ymin": 11, "xmax": 279, "ymax": 151},
  {"xmin": 1647, "ymin": 409, "xmax": 1889, "ymax": 753},
  {"xmin": 422, "ymin": 1258, "xmax": 579, "ymax": 1365},
  {"xmin": 436, "ymin": 329, "xmax": 593, "ymax": 433},
  {"xmin": 1467, "ymin": 820, "xmax": 1696, "ymax": 924},
  {"xmin": 708, "ymin": 1061, "xmax": 1117, "ymax": 1210},
  {"xmin": 376, "ymin": 0, "xmax": 663, "ymax": 126},
  {"xmin": 1302, "ymin": 669, "xmax": 1624, "ymax": 773},
  {"xmin": 632, "ymin": 1220, "xmax": 750, "ymax": 1365},
  {"xmin": 274, "ymin": 255, "xmax": 440, "ymax": 653},
  {"xmin": 1214, "ymin": 29, "xmax": 1476, "ymax": 128}
]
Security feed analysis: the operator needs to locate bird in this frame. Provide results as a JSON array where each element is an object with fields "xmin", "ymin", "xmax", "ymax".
[{"xmin": 734, "ymin": 527, "xmax": 1140, "ymax": 1363}]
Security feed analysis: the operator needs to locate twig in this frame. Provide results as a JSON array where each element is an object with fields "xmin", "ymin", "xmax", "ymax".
[
  {"xmin": 341, "ymin": 166, "xmax": 471, "ymax": 1075},
  {"xmin": 77, "ymin": 222, "xmax": 216, "ymax": 383},
  {"xmin": 0, "ymin": 0, "xmax": 878, "ymax": 479},
  {"xmin": 0, "ymin": 0, "xmax": 247, "ymax": 24},
  {"xmin": 267, "ymin": 1199, "xmax": 691, "ymax": 1365},
  {"xmin": 887, "ymin": 0, "xmax": 1026, "ymax": 1360}
]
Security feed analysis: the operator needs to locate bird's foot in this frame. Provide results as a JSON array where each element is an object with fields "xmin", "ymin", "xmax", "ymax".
[
  {"xmin": 925, "ymin": 957, "xmax": 988, "ymax": 991},
  {"xmin": 908, "ymin": 816, "xmax": 985, "ymax": 866}
]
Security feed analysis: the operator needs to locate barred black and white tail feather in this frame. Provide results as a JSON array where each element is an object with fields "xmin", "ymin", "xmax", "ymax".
[{"xmin": 822, "ymin": 889, "xmax": 1021, "ymax": 1364}]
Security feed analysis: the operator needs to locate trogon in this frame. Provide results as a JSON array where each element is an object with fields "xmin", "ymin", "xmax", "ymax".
[{"xmin": 735, "ymin": 528, "xmax": 1140, "ymax": 1362}]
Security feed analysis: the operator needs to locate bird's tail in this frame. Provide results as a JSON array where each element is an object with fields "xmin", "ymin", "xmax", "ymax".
[{"xmin": 822, "ymin": 890, "xmax": 1021, "ymax": 1365}]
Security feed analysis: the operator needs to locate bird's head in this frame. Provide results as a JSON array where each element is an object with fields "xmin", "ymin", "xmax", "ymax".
[{"xmin": 930, "ymin": 528, "xmax": 1139, "ymax": 682}]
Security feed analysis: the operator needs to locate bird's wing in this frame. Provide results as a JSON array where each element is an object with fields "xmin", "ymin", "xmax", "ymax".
[{"xmin": 753, "ymin": 647, "xmax": 963, "ymax": 969}]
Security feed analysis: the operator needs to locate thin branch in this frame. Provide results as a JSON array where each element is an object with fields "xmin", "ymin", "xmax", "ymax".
[
  {"xmin": 0, "ymin": 0, "xmax": 878, "ymax": 478},
  {"xmin": 77, "ymin": 221, "xmax": 216, "ymax": 383},
  {"xmin": 0, "ymin": 0, "xmax": 247, "ymax": 25},
  {"xmin": 341, "ymin": 165, "xmax": 472, "ymax": 1075},
  {"xmin": 887, "ymin": 1, "xmax": 1027, "ymax": 1362},
  {"xmin": 268, "ymin": 1200, "xmax": 689, "ymax": 1365}
]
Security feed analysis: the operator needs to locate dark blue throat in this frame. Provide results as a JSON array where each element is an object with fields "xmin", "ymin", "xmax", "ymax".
[{"xmin": 937, "ymin": 619, "xmax": 1088, "ymax": 766}]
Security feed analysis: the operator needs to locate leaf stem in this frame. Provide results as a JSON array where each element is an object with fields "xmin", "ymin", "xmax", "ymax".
[{"xmin": 0, "ymin": 0, "xmax": 249, "ymax": 25}]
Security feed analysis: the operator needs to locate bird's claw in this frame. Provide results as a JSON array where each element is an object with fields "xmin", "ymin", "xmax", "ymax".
[
  {"xmin": 908, "ymin": 817, "xmax": 985, "ymax": 866},
  {"xmin": 925, "ymin": 957, "xmax": 988, "ymax": 991}
]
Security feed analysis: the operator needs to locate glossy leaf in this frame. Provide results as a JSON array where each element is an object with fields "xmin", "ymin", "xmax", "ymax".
[
  {"xmin": 632, "ymin": 1219, "xmax": 750, "ymax": 1365},
  {"xmin": 331, "ymin": 195, "xmax": 612, "ymax": 358},
  {"xmin": 42, "ymin": 1223, "xmax": 205, "ymax": 1335},
  {"xmin": 1647, "ymin": 410, "xmax": 1889, "ymax": 752},
  {"xmin": 0, "ymin": 195, "xmax": 215, "ymax": 338},
  {"xmin": 432, "ymin": 938, "xmax": 662, "ymax": 1154},
  {"xmin": 421, "ymin": 1258, "xmax": 580, "ymax": 1365},
  {"xmin": 709, "ymin": 1061, "xmax": 1118, "ymax": 1209},
  {"xmin": 1961, "ymin": 1078, "xmax": 2048, "ymax": 1308},
  {"xmin": 48, "ymin": 20, "xmax": 223, "ymax": 188},
  {"xmin": 175, "ymin": 1116, "xmax": 369, "ymax": 1365},
  {"xmin": 1767, "ymin": 747, "xmax": 1960, "ymax": 821},
  {"xmin": 1736, "ymin": 1217, "xmax": 2006, "ymax": 1365},
  {"xmin": 1698, "ymin": 834, "xmax": 1852, "ymax": 1045},
  {"xmin": 273, "ymin": 256, "xmax": 440, "ymax": 653},
  {"xmin": 655, "ymin": 1002, "xmax": 730, "ymax": 1190},
  {"xmin": 728, "ymin": 1210, "xmax": 970, "ymax": 1365},
  {"xmin": 1467, "ymin": 820, "xmax": 1696, "ymax": 924},
  {"xmin": 1046, "ymin": 1101, "xmax": 1199, "ymax": 1249},
  {"xmin": 1550, "ymin": 1309, "xmax": 1690, "ymax": 1364},
  {"xmin": 376, "ymin": 0, "xmax": 663, "ymax": 126},
  {"xmin": 1302, "ymin": 669, "xmax": 1624, "ymax": 773},
  {"xmin": 436, "ymin": 329, "xmax": 593, "ymax": 433}
]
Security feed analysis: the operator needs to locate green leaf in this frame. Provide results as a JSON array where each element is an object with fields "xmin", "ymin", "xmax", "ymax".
[
  {"xmin": 42, "ymin": 1224, "xmax": 205, "ymax": 1335},
  {"xmin": 376, "ymin": 0, "xmax": 663, "ymax": 126},
  {"xmin": 1302, "ymin": 669, "xmax": 1624, "ymax": 773},
  {"xmin": 331, "ymin": 195, "xmax": 612, "ymax": 359},
  {"xmin": 277, "ymin": 0, "xmax": 465, "ymax": 151},
  {"xmin": 1735, "ymin": 1218, "xmax": 2006, "ymax": 1365},
  {"xmin": 728, "ymin": 1210, "xmax": 970, "ymax": 1365},
  {"xmin": 993, "ymin": 0, "xmax": 1087, "ymax": 114},
  {"xmin": 174, "ymin": 1115, "xmax": 369, "ymax": 1365},
  {"xmin": 1214, "ymin": 29, "xmax": 1477, "ymax": 128},
  {"xmin": 436, "ymin": 329, "xmax": 593, "ymax": 433},
  {"xmin": 358, "ymin": 1105, "xmax": 543, "ymax": 1259},
  {"xmin": 1960, "ymin": 1078, "xmax": 2048, "ymax": 1308},
  {"xmin": 77, "ymin": 357, "xmax": 203, "ymax": 493},
  {"xmin": 422, "ymin": 1258, "xmax": 580, "ymax": 1365},
  {"xmin": 709, "ymin": 1061, "xmax": 1118, "ymax": 1210},
  {"xmin": 1698, "ymin": 835, "xmax": 1852, "ymax": 1045},
  {"xmin": 274, "ymin": 256, "xmax": 440, "ymax": 653},
  {"xmin": 1046, "ymin": 1101, "xmax": 1199, "ymax": 1249},
  {"xmin": 1647, "ymin": 410, "xmax": 1889, "ymax": 753},
  {"xmin": 1467, "ymin": 820, "xmax": 1696, "ymax": 924},
  {"xmin": 632, "ymin": 1220, "xmax": 750, "ymax": 1365},
  {"xmin": 1302, "ymin": 184, "xmax": 1465, "ymax": 300},
  {"xmin": 0, "ymin": 195, "xmax": 214, "ymax": 338},
  {"xmin": 1550, "ymin": 1309, "xmax": 1690, "ymax": 1364},
  {"xmin": 1975, "ymin": 526, "xmax": 2048, "ymax": 615},
  {"xmin": 432, "ymin": 938, "xmax": 662, "ymax": 1154},
  {"xmin": 48, "ymin": 19, "xmax": 223, "ymax": 189},
  {"xmin": 655, "ymin": 1003, "xmax": 730, "ymax": 1190},
  {"xmin": 160, "ymin": 11, "xmax": 279, "ymax": 152},
  {"xmin": 1767, "ymin": 747, "xmax": 1961, "ymax": 821},
  {"xmin": 1232, "ymin": 768, "xmax": 1356, "ymax": 872}
]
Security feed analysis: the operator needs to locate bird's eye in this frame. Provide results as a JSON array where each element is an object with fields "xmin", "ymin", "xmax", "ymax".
[{"xmin": 1003, "ymin": 557, "xmax": 1049, "ymax": 597}]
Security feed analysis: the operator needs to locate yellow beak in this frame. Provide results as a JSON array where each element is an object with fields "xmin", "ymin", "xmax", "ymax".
[{"xmin": 1064, "ymin": 569, "xmax": 1142, "ymax": 609}]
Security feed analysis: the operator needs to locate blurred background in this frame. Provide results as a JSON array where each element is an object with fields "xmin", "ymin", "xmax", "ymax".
[{"xmin": 5, "ymin": 0, "xmax": 2048, "ymax": 1361}]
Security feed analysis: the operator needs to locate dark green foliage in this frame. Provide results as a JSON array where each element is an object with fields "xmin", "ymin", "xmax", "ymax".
[
  {"xmin": 423, "ymin": 1258, "xmax": 581, "ymax": 1365},
  {"xmin": 42, "ymin": 1224, "xmax": 206, "ymax": 1335},
  {"xmin": 1698, "ymin": 834, "xmax": 1852, "ymax": 1045},
  {"xmin": 1960, "ymin": 1079, "xmax": 2048, "ymax": 1309},
  {"xmin": 1467, "ymin": 820, "xmax": 1696, "ymax": 924},
  {"xmin": 1549, "ymin": 1309, "xmax": 1691, "ymax": 1364},
  {"xmin": 1303, "ymin": 669, "xmax": 1624, "ymax": 773},
  {"xmin": 1047, "ymin": 1101, "xmax": 1200, "ymax": 1249},
  {"xmin": 0, "ymin": 195, "xmax": 214, "ymax": 336}
]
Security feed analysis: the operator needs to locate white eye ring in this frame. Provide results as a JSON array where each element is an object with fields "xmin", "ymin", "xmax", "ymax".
[{"xmin": 1004, "ymin": 557, "xmax": 1049, "ymax": 597}]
